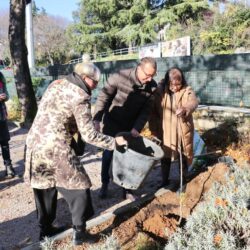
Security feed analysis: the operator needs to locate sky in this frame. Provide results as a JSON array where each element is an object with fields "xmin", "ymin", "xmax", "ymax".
[
  {"xmin": 0, "ymin": 0, "xmax": 80, "ymax": 21},
  {"xmin": 1, "ymin": 0, "xmax": 250, "ymax": 22},
  {"xmin": 1, "ymin": 0, "xmax": 250, "ymax": 20}
]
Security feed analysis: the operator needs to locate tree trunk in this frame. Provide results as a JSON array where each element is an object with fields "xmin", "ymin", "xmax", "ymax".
[{"xmin": 9, "ymin": 0, "xmax": 37, "ymax": 125}]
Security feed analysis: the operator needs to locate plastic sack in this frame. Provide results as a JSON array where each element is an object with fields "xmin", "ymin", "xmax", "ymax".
[{"xmin": 188, "ymin": 130, "xmax": 206, "ymax": 171}]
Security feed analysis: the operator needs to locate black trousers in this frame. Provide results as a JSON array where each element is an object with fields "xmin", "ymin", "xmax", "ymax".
[
  {"xmin": 0, "ymin": 140, "xmax": 12, "ymax": 166},
  {"xmin": 161, "ymin": 155, "xmax": 188, "ymax": 183},
  {"xmin": 33, "ymin": 187, "xmax": 94, "ymax": 229}
]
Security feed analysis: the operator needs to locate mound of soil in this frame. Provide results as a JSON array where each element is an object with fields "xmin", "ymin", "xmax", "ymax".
[{"xmin": 55, "ymin": 162, "xmax": 229, "ymax": 249}]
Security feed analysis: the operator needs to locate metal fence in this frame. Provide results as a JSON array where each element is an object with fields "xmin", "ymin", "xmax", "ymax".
[
  {"xmin": 2, "ymin": 53, "xmax": 250, "ymax": 108},
  {"xmin": 66, "ymin": 46, "xmax": 139, "ymax": 65}
]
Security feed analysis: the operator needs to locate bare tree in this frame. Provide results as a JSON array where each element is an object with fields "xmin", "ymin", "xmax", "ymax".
[
  {"xmin": 34, "ymin": 15, "xmax": 70, "ymax": 65},
  {"xmin": 9, "ymin": 0, "xmax": 37, "ymax": 125},
  {"xmin": 0, "ymin": 10, "xmax": 11, "ymax": 63}
]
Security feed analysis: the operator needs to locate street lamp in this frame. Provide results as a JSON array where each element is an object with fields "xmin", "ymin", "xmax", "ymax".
[{"xmin": 26, "ymin": 0, "xmax": 35, "ymax": 69}]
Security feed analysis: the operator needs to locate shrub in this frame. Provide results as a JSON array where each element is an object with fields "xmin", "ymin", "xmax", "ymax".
[
  {"xmin": 32, "ymin": 77, "xmax": 46, "ymax": 92},
  {"xmin": 165, "ymin": 163, "xmax": 250, "ymax": 250},
  {"xmin": 7, "ymin": 96, "xmax": 21, "ymax": 121}
]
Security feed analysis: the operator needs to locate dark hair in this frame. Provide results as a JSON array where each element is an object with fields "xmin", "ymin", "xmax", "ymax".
[
  {"xmin": 139, "ymin": 57, "xmax": 157, "ymax": 70},
  {"xmin": 0, "ymin": 71, "xmax": 4, "ymax": 81},
  {"xmin": 163, "ymin": 67, "xmax": 187, "ymax": 90}
]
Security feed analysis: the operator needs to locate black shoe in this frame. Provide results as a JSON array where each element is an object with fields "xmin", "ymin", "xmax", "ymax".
[
  {"xmin": 98, "ymin": 184, "xmax": 108, "ymax": 199},
  {"xmin": 157, "ymin": 180, "xmax": 170, "ymax": 189},
  {"xmin": 72, "ymin": 226, "xmax": 96, "ymax": 246},
  {"xmin": 5, "ymin": 165, "xmax": 16, "ymax": 178},
  {"xmin": 39, "ymin": 225, "xmax": 66, "ymax": 241}
]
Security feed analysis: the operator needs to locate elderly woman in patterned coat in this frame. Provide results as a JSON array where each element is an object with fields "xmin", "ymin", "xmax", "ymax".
[
  {"xmin": 149, "ymin": 67, "xmax": 199, "ymax": 188},
  {"xmin": 24, "ymin": 57, "xmax": 125, "ymax": 245}
]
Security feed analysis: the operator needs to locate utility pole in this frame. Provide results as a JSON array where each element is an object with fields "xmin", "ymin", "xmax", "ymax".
[{"xmin": 26, "ymin": 0, "xmax": 35, "ymax": 69}]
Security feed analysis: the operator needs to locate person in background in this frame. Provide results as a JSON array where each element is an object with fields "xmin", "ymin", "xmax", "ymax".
[
  {"xmin": 93, "ymin": 57, "xmax": 157, "ymax": 200},
  {"xmin": 149, "ymin": 67, "xmax": 199, "ymax": 187},
  {"xmin": 24, "ymin": 57, "xmax": 126, "ymax": 245},
  {"xmin": 0, "ymin": 71, "xmax": 15, "ymax": 178}
]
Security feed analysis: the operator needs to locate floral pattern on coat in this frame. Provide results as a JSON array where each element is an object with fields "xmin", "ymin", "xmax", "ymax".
[{"xmin": 25, "ymin": 78, "xmax": 115, "ymax": 190}]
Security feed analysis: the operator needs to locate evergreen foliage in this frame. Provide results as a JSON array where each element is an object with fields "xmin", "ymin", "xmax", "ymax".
[{"xmin": 66, "ymin": 0, "xmax": 250, "ymax": 58}]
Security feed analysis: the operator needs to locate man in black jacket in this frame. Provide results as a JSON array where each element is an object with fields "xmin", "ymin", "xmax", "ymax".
[{"xmin": 93, "ymin": 57, "xmax": 157, "ymax": 200}]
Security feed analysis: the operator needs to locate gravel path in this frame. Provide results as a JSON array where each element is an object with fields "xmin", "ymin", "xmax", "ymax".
[{"xmin": 0, "ymin": 123, "xmax": 162, "ymax": 249}]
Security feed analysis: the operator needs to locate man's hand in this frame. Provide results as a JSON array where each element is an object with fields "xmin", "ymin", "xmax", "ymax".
[
  {"xmin": 131, "ymin": 128, "xmax": 140, "ymax": 137},
  {"xmin": 93, "ymin": 120, "xmax": 101, "ymax": 132},
  {"xmin": 0, "ymin": 93, "xmax": 7, "ymax": 101}
]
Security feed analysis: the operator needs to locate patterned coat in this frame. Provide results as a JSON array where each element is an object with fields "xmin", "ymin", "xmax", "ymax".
[
  {"xmin": 149, "ymin": 82, "xmax": 198, "ymax": 165},
  {"xmin": 93, "ymin": 68, "xmax": 157, "ymax": 136},
  {"xmin": 24, "ymin": 73, "xmax": 115, "ymax": 190}
]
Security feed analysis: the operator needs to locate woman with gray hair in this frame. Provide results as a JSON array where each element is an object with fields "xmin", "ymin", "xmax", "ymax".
[{"xmin": 24, "ymin": 56, "xmax": 126, "ymax": 245}]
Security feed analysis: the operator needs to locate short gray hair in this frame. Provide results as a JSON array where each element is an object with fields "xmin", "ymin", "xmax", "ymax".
[
  {"xmin": 74, "ymin": 55, "xmax": 101, "ymax": 82},
  {"xmin": 139, "ymin": 57, "xmax": 157, "ymax": 70}
]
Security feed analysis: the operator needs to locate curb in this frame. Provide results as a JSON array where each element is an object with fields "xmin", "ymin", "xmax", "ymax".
[{"xmin": 21, "ymin": 186, "xmax": 173, "ymax": 250}]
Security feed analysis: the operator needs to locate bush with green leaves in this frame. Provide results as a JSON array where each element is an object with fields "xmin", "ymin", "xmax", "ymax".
[
  {"xmin": 7, "ymin": 96, "xmax": 21, "ymax": 121},
  {"xmin": 32, "ymin": 77, "xmax": 46, "ymax": 92},
  {"xmin": 165, "ymin": 163, "xmax": 250, "ymax": 250}
]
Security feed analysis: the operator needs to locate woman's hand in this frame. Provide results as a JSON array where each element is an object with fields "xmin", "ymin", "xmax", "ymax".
[{"xmin": 176, "ymin": 107, "xmax": 187, "ymax": 117}]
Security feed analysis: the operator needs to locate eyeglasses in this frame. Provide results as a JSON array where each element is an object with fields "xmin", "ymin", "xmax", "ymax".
[
  {"xmin": 89, "ymin": 77, "xmax": 98, "ymax": 85},
  {"xmin": 140, "ymin": 66, "xmax": 156, "ymax": 78}
]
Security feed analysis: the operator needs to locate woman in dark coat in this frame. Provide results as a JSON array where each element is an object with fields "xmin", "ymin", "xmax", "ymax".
[{"xmin": 0, "ymin": 71, "xmax": 15, "ymax": 178}]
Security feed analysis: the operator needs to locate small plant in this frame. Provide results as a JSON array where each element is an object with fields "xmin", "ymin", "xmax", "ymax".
[
  {"xmin": 40, "ymin": 237, "xmax": 74, "ymax": 250},
  {"xmin": 88, "ymin": 234, "xmax": 120, "ymax": 250},
  {"xmin": 135, "ymin": 232, "xmax": 162, "ymax": 250},
  {"xmin": 165, "ymin": 163, "xmax": 250, "ymax": 250},
  {"xmin": 40, "ymin": 237, "xmax": 55, "ymax": 250}
]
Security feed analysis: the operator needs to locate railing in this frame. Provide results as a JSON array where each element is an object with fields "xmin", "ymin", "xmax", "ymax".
[{"xmin": 66, "ymin": 46, "xmax": 139, "ymax": 65}]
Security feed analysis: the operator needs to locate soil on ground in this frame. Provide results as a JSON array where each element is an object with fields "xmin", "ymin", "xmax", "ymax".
[
  {"xmin": 0, "ymin": 122, "xmax": 249, "ymax": 250},
  {"xmin": 52, "ymin": 125, "xmax": 250, "ymax": 249},
  {"xmin": 54, "ymin": 162, "xmax": 229, "ymax": 250}
]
